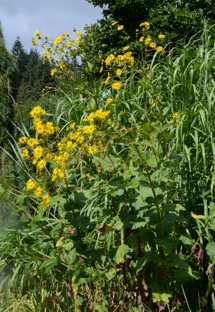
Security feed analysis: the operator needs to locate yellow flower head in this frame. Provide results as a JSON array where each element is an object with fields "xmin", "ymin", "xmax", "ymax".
[
  {"xmin": 105, "ymin": 72, "xmax": 111, "ymax": 85},
  {"xmin": 139, "ymin": 36, "xmax": 144, "ymax": 42},
  {"xmin": 76, "ymin": 30, "xmax": 83, "ymax": 36},
  {"xmin": 139, "ymin": 22, "xmax": 150, "ymax": 29},
  {"xmin": 30, "ymin": 106, "xmax": 46, "ymax": 118},
  {"xmin": 34, "ymin": 187, "xmax": 42, "ymax": 197},
  {"xmin": 116, "ymin": 69, "xmax": 121, "ymax": 76},
  {"xmin": 51, "ymin": 68, "xmax": 57, "ymax": 77},
  {"xmin": 149, "ymin": 42, "xmax": 157, "ymax": 49},
  {"xmin": 117, "ymin": 25, "xmax": 124, "ymax": 31},
  {"xmin": 70, "ymin": 122, "xmax": 76, "ymax": 129},
  {"xmin": 19, "ymin": 136, "xmax": 27, "ymax": 144},
  {"xmin": 156, "ymin": 46, "xmax": 163, "ymax": 52},
  {"xmin": 112, "ymin": 82, "xmax": 122, "ymax": 90},
  {"xmin": 34, "ymin": 30, "xmax": 41, "ymax": 37},
  {"xmin": 31, "ymin": 38, "xmax": 36, "ymax": 46},
  {"xmin": 145, "ymin": 37, "xmax": 151, "ymax": 45},
  {"xmin": 123, "ymin": 46, "xmax": 129, "ymax": 51},
  {"xmin": 158, "ymin": 34, "xmax": 165, "ymax": 39},
  {"xmin": 22, "ymin": 149, "xmax": 29, "ymax": 158},
  {"xmin": 42, "ymin": 194, "xmax": 50, "ymax": 207},
  {"xmin": 106, "ymin": 98, "xmax": 113, "ymax": 104},
  {"xmin": 53, "ymin": 36, "xmax": 62, "ymax": 45},
  {"xmin": 112, "ymin": 21, "xmax": 118, "ymax": 26},
  {"xmin": 26, "ymin": 179, "xmax": 36, "ymax": 191}
]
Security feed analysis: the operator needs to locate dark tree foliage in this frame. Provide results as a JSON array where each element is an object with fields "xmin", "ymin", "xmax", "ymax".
[
  {"xmin": 82, "ymin": 0, "xmax": 215, "ymax": 79},
  {"xmin": 11, "ymin": 36, "xmax": 29, "ymax": 98},
  {"xmin": 0, "ymin": 22, "xmax": 16, "ymax": 138},
  {"xmin": 11, "ymin": 37, "xmax": 56, "ymax": 105}
]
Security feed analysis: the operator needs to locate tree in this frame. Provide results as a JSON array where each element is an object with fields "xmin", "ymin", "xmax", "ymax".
[
  {"xmin": 0, "ymin": 21, "xmax": 16, "ymax": 138},
  {"xmin": 80, "ymin": 0, "xmax": 215, "ymax": 79},
  {"xmin": 11, "ymin": 36, "xmax": 29, "ymax": 99}
]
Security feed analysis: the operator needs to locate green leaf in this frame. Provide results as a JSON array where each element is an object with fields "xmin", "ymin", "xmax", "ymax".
[
  {"xmin": 151, "ymin": 283, "xmax": 173, "ymax": 304},
  {"xmin": 179, "ymin": 234, "xmax": 193, "ymax": 245},
  {"xmin": 130, "ymin": 234, "xmax": 139, "ymax": 252},
  {"xmin": 0, "ymin": 186, "xmax": 6, "ymax": 201},
  {"xmin": 209, "ymin": 202, "xmax": 215, "ymax": 218},
  {"xmin": 166, "ymin": 254, "xmax": 188, "ymax": 270},
  {"xmin": 154, "ymin": 239, "xmax": 174, "ymax": 254},
  {"xmin": 128, "ymin": 178, "xmax": 140, "ymax": 188},
  {"xmin": 105, "ymin": 268, "xmax": 117, "ymax": 280},
  {"xmin": 135, "ymin": 257, "xmax": 147, "ymax": 274},
  {"xmin": 114, "ymin": 244, "xmax": 130, "ymax": 264},
  {"xmin": 146, "ymin": 154, "xmax": 157, "ymax": 168},
  {"xmin": 39, "ymin": 259, "xmax": 57, "ymax": 270},
  {"xmin": 206, "ymin": 242, "xmax": 215, "ymax": 263}
]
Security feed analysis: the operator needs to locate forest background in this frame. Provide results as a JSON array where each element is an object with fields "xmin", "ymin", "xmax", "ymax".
[{"xmin": 1, "ymin": 0, "xmax": 215, "ymax": 311}]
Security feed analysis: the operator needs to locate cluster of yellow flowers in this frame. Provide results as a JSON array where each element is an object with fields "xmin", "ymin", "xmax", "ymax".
[
  {"xmin": 26, "ymin": 178, "xmax": 49, "ymax": 207},
  {"xmin": 169, "ymin": 112, "xmax": 179, "ymax": 124},
  {"xmin": 20, "ymin": 106, "xmax": 112, "ymax": 208}
]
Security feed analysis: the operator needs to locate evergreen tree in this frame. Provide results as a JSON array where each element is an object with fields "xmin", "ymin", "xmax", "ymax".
[
  {"xmin": 11, "ymin": 36, "xmax": 29, "ymax": 98},
  {"xmin": 0, "ymin": 21, "xmax": 16, "ymax": 138}
]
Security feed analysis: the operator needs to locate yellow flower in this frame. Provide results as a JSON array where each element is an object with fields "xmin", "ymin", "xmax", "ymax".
[
  {"xmin": 139, "ymin": 36, "xmax": 144, "ymax": 42},
  {"xmin": 46, "ymin": 153, "xmax": 53, "ymax": 161},
  {"xmin": 30, "ymin": 106, "xmax": 46, "ymax": 118},
  {"xmin": 33, "ymin": 146, "xmax": 43, "ymax": 162},
  {"xmin": 86, "ymin": 173, "xmax": 91, "ymax": 178},
  {"xmin": 117, "ymin": 25, "xmax": 124, "ymax": 31},
  {"xmin": 139, "ymin": 22, "xmax": 150, "ymax": 28},
  {"xmin": 51, "ymin": 68, "xmax": 56, "ymax": 76},
  {"xmin": 105, "ymin": 54, "xmax": 115, "ymax": 66},
  {"xmin": 106, "ymin": 98, "xmax": 113, "ymax": 104},
  {"xmin": 149, "ymin": 42, "xmax": 157, "ymax": 49},
  {"xmin": 76, "ymin": 30, "xmax": 83, "ymax": 36},
  {"xmin": 26, "ymin": 179, "xmax": 36, "ymax": 191},
  {"xmin": 112, "ymin": 21, "xmax": 118, "ymax": 26},
  {"xmin": 99, "ymin": 66, "xmax": 103, "ymax": 73},
  {"xmin": 77, "ymin": 136, "xmax": 85, "ymax": 144},
  {"xmin": 53, "ymin": 36, "xmax": 62, "ymax": 45},
  {"xmin": 42, "ymin": 194, "xmax": 50, "ymax": 207},
  {"xmin": 70, "ymin": 122, "xmax": 76, "ymax": 129},
  {"xmin": 156, "ymin": 46, "xmax": 163, "ymax": 52},
  {"xmin": 158, "ymin": 34, "xmax": 165, "ymax": 39},
  {"xmin": 123, "ymin": 46, "xmax": 129, "ymax": 51},
  {"xmin": 112, "ymin": 82, "xmax": 122, "ymax": 90},
  {"xmin": 97, "ymin": 167, "xmax": 102, "ymax": 174},
  {"xmin": 34, "ymin": 187, "xmax": 42, "ymax": 197},
  {"xmin": 19, "ymin": 137, "xmax": 27, "ymax": 144},
  {"xmin": 116, "ymin": 69, "xmax": 121, "ymax": 76},
  {"xmin": 31, "ymin": 38, "xmax": 36, "ymax": 45},
  {"xmin": 169, "ymin": 119, "xmax": 175, "ymax": 124},
  {"xmin": 173, "ymin": 112, "xmax": 179, "ymax": 119},
  {"xmin": 22, "ymin": 149, "xmax": 29, "ymax": 158},
  {"xmin": 81, "ymin": 124, "xmax": 96, "ymax": 137},
  {"xmin": 26, "ymin": 138, "xmax": 40, "ymax": 148},
  {"xmin": 145, "ymin": 37, "xmax": 151, "ymax": 45},
  {"xmin": 105, "ymin": 72, "xmax": 111, "ymax": 85},
  {"xmin": 34, "ymin": 30, "xmax": 41, "ymax": 37},
  {"xmin": 36, "ymin": 159, "xmax": 47, "ymax": 171}
]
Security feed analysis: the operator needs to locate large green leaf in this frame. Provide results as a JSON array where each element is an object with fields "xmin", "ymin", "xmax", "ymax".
[
  {"xmin": 151, "ymin": 283, "xmax": 173, "ymax": 304},
  {"xmin": 206, "ymin": 242, "xmax": 215, "ymax": 263},
  {"xmin": 114, "ymin": 244, "xmax": 130, "ymax": 264}
]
